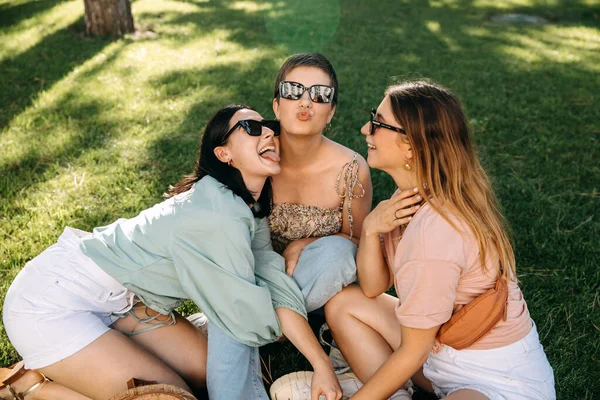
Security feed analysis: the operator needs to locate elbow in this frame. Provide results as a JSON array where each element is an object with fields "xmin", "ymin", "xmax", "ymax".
[
  {"xmin": 358, "ymin": 283, "xmax": 383, "ymax": 299},
  {"xmin": 362, "ymin": 288, "xmax": 381, "ymax": 299}
]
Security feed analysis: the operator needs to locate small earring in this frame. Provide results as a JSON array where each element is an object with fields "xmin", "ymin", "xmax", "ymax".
[
  {"xmin": 423, "ymin": 182, "xmax": 429, "ymax": 189},
  {"xmin": 403, "ymin": 163, "xmax": 412, "ymax": 171},
  {"xmin": 325, "ymin": 122, "xmax": 331, "ymax": 133},
  {"xmin": 227, "ymin": 159, "xmax": 232, "ymax": 166}
]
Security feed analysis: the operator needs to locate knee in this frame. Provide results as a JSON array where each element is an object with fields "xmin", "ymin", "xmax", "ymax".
[
  {"xmin": 324, "ymin": 285, "xmax": 361, "ymax": 327},
  {"xmin": 297, "ymin": 236, "xmax": 357, "ymax": 278},
  {"xmin": 317, "ymin": 235, "xmax": 357, "ymax": 257}
]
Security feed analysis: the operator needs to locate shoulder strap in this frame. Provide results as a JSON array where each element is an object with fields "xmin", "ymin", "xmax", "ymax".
[{"xmin": 335, "ymin": 153, "xmax": 366, "ymax": 239}]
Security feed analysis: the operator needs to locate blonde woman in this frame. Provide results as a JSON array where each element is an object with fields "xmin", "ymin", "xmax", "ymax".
[{"xmin": 325, "ymin": 81, "xmax": 555, "ymax": 400}]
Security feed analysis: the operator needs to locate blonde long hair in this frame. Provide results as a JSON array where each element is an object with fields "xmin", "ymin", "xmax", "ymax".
[{"xmin": 387, "ymin": 80, "xmax": 516, "ymax": 280}]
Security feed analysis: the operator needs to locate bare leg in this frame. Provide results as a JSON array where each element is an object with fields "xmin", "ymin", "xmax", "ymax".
[
  {"xmin": 0, "ymin": 369, "xmax": 91, "ymax": 400},
  {"xmin": 39, "ymin": 329, "xmax": 190, "ymax": 400},
  {"xmin": 325, "ymin": 285, "xmax": 434, "ymax": 393},
  {"xmin": 112, "ymin": 308, "xmax": 208, "ymax": 394},
  {"xmin": 325, "ymin": 285, "xmax": 402, "ymax": 382}
]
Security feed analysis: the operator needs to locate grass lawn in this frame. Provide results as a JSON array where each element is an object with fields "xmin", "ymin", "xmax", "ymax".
[{"xmin": 1, "ymin": 0, "xmax": 599, "ymax": 397}]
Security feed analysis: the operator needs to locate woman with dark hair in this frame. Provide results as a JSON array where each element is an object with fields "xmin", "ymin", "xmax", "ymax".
[
  {"xmin": 321, "ymin": 80, "xmax": 556, "ymax": 399},
  {"xmin": 2, "ymin": 105, "xmax": 342, "ymax": 400}
]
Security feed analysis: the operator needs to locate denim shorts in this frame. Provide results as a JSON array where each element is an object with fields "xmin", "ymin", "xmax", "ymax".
[
  {"xmin": 3, "ymin": 227, "xmax": 135, "ymax": 369},
  {"xmin": 423, "ymin": 322, "xmax": 556, "ymax": 399}
]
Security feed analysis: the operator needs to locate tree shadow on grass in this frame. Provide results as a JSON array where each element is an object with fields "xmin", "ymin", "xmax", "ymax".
[
  {"xmin": 0, "ymin": 17, "xmax": 114, "ymax": 129},
  {"xmin": 1, "ymin": 92, "xmax": 121, "ymax": 211},
  {"xmin": 0, "ymin": 0, "xmax": 73, "ymax": 29}
]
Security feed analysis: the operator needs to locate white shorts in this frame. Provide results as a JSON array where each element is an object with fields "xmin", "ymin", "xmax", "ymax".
[
  {"xmin": 423, "ymin": 323, "xmax": 556, "ymax": 400},
  {"xmin": 3, "ymin": 227, "xmax": 135, "ymax": 369}
]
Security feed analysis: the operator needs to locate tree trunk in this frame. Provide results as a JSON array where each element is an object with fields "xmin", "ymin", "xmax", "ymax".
[{"xmin": 84, "ymin": 0, "xmax": 134, "ymax": 37}]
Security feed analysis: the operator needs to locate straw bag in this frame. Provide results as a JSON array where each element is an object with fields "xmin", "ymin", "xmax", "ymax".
[
  {"xmin": 109, "ymin": 379, "xmax": 197, "ymax": 400},
  {"xmin": 436, "ymin": 278, "xmax": 509, "ymax": 350}
]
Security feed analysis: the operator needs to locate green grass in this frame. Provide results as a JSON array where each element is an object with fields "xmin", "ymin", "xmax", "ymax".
[{"xmin": 1, "ymin": 0, "xmax": 599, "ymax": 397}]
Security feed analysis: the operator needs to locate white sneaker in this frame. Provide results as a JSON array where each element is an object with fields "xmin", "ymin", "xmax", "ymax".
[
  {"xmin": 186, "ymin": 312, "xmax": 208, "ymax": 335},
  {"xmin": 269, "ymin": 371, "xmax": 361, "ymax": 400},
  {"xmin": 339, "ymin": 374, "xmax": 411, "ymax": 400},
  {"xmin": 318, "ymin": 323, "xmax": 351, "ymax": 375},
  {"xmin": 329, "ymin": 347, "xmax": 351, "ymax": 375}
]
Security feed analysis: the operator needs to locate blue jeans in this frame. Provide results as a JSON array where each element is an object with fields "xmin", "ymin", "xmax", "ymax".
[
  {"xmin": 206, "ymin": 323, "xmax": 269, "ymax": 400},
  {"xmin": 291, "ymin": 235, "xmax": 357, "ymax": 313},
  {"xmin": 206, "ymin": 236, "xmax": 357, "ymax": 399}
]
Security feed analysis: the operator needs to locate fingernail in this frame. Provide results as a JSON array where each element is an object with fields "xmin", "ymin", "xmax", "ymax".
[
  {"xmin": 413, "ymin": 187, "xmax": 418, "ymax": 193},
  {"xmin": 416, "ymin": 195, "xmax": 421, "ymax": 200},
  {"xmin": 408, "ymin": 216, "xmax": 412, "ymax": 220},
  {"xmin": 415, "ymin": 204, "xmax": 420, "ymax": 209}
]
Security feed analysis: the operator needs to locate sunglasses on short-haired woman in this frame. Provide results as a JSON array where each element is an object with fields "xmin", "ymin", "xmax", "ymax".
[{"xmin": 279, "ymin": 81, "xmax": 335, "ymax": 104}]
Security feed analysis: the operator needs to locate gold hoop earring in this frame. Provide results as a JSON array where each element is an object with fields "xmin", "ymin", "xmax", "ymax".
[{"xmin": 403, "ymin": 163, "xmax": 412, "ymax": 171}]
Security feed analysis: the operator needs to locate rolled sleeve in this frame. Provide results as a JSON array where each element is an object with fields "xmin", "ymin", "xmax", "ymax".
[
  {"xmin": 252, "ymin": 218, "xmax": 307, "ymax": 319},
  {"xmin": 169, "ymin": 214, "xmax": 283, "ymax": 347},
  {"xmin": 394, "ymin": 260, "xmax": 461, "ymax": 329}
]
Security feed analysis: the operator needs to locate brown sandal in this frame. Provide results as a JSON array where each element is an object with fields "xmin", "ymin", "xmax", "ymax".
[{"xmin": 0, "ymin": 361, "xmax": 48, "ymax": 400}]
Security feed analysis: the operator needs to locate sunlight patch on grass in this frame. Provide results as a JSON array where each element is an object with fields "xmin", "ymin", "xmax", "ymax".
[
  {"xmin": 500, "ymin": 44, "xmax": 544, "ymax": 63},
  {"xmin": 0, "ymin": 0, "xmax": 82, "ymax": 62},
  {"xmin": 462, "ymin": 26, "xmax": 491, "ymax": 37},
  {"xmin": 428, "ymin": 0, "xmax": 460, "ymax": 9},
  {"xmin": 544, "ymin": 26, "xmax": 600, "ymax": 51},
  {"xmin": 496, "ymin": 27, "xmax": 599, "ymax": 71},
  {"xmin": 472, "ymin": 0, "xmax": 541, "ymax": 8},
  {"xmin": 133, "ymin": 0, "xmax": 205, "ymax": 15},
  {"xmin": 228, "ymin": 1, "xmax": 270, "ymax": 12},
  {"xmin": 426, "ymin": 21, "xmax": 441, "ymax": 32},
  {"xmin": 425, "ymin": 20, "xmax": 462, "ymax": 51}
]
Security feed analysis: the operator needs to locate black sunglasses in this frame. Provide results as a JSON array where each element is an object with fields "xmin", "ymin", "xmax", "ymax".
[
  {"xmin": 369, "ymin": 109, "xmax": 406, "ymax": 135},
  {"xmin": 226, "ymin": 119, "xmax": 280, "ymax": 137},
  {"xmin": 279, "ymin": 81, "xmax": 335, "ymax": 104}
]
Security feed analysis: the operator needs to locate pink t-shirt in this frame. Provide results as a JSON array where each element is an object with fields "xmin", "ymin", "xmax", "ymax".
[{"xmin": 382, "ymin": 202, "xmax": 532, "ymax": 350}]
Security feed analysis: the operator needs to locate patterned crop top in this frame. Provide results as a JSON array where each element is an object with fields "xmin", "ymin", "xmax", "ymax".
[{"xmin": 269, "ymin": 153, "xmax": 365, "ymax": 254}]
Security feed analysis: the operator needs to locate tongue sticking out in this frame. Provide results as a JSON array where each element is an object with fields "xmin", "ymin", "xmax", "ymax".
[{"xmin": 260, "ymin": 151, "xmax": 280, "ymax": 162}]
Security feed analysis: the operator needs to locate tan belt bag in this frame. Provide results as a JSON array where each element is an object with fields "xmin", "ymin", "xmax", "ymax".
[{"xmin": 436, "ymin": 278, "xmax": 508, "ymax": 350}]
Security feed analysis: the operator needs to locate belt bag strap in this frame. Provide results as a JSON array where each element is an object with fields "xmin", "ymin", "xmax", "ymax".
[{"xmin": 436, "ymin": 278, "xmax": 509, "ymax": 350}]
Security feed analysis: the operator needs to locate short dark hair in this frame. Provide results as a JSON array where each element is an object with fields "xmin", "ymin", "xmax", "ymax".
[
  {"xmin": 167, "ymin": 104, "xmax": 272, "ymax": 218},
  {"xmin": 273, "ymin": 53, "xmax": 338, "ymax": 106}
]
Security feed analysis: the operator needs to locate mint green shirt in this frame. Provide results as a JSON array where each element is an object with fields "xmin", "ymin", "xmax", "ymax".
[{"xmin": 80, "ymin": 175, "xmax": 306, "ymax": 347}]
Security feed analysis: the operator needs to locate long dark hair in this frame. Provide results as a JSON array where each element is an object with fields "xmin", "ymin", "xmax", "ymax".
[{"xmin": 167, "ymin": 104, "xmax": 272, "ymax": 218}]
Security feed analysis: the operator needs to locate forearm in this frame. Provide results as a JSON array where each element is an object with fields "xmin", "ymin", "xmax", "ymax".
[
  {"xmin": 356, "ymin": 229, "xmax": 391, "ymax": 297},
  {"xmin": 351, "ymin": 345, "xmax": 429, "ymax": 400},
  {"xmin": 275, "ymin": 307, "xmax": 331, "ymax": 370}
]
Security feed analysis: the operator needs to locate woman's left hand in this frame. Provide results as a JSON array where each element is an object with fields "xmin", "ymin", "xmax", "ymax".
[
  {"xmin": 311, "ymin": 364, "xmax": 343, "ymax": 400},
  {"xmin": 282, "ymin": 237, "xmax": 317, "ymax": 276}
]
